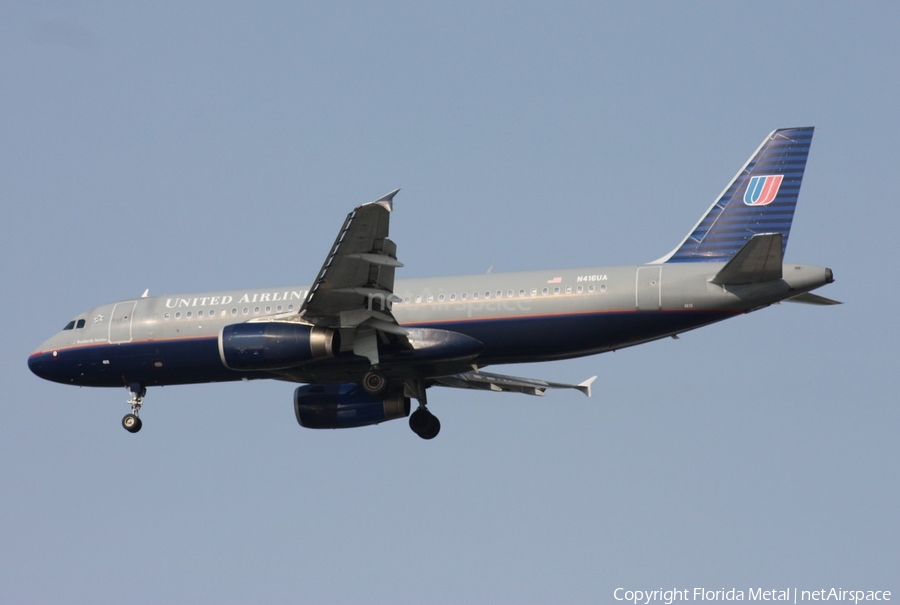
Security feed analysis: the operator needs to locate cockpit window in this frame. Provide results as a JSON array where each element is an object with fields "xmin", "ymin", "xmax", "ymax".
[
  {"xmin": 64, "ymin": 319, "xmax": 87, "ymax": 330},
  {"xmin": 63, "ymin": 320, "xmax": 76, "ymax": 330},
  {"xmin": 76, "ymin": 319, "xmax": 86, "ymax": 329}
]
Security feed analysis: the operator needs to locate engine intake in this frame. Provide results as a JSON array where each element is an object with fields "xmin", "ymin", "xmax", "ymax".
[
  {"xmin": 219, "ymin": 322, "xmax": 339, "ymax": 371},
  {"xmin": 294, "ymin": 383, "xmax": 410, "ymax": 429}
]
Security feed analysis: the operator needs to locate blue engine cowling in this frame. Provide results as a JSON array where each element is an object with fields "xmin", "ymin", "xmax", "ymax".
[
  {"xmin": 219, "ymin": 322, "xmax": 339, "ymax": 371},
  {"xmin": 294, "ymin": 383, "xmax": 411, "ymax": 429}
]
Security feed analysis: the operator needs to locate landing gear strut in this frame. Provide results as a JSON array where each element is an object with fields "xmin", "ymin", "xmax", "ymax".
[{"xmin": 122, "ymin": 383, "xmax": 145, "ymax": 433}]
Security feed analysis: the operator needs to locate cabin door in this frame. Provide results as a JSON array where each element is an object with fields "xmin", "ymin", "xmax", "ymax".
[
  {"xmin": 635, "ymin": 267, "xmax": 661, "ymax": 311},
  {"xmin": 108, "ymin": 301, "xmax": 137, "ymax": 344}
]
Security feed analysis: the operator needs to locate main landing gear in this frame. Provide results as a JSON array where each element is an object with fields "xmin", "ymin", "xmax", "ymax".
[
  {"xmin": 122, "ymin": 383, "xmax": 145, "ymax": 433},
  {"xmin": 364, "ymin": 374, "xmax": 441, "ymax": 440},
  {"xmin": 409, "ymin": 405, "xmax": 440, "ymax": 440},
  {"xmin": 404, "ymin": 381, "xmax": 440, "ymax": 440}
]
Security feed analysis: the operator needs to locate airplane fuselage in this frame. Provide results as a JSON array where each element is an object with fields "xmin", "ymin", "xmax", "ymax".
[
  {"xmin": 28, "ymin": 261, "xmax": 833, "ymax": 390},
  {"xmin": 26, "ymin": 127, "xmax": 836, "ymax": 438}
]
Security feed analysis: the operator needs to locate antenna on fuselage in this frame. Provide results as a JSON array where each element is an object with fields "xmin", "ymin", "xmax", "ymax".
[{"xmin": 141, "ymin": 289, "xmax": 149, "ymax": 298}]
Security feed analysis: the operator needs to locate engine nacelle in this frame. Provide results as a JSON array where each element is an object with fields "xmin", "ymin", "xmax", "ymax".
[
  {"xmin": 294, "ymin": 383, "xmax": 410, "ymax": 429},
  {"xmin": 219, "ymin": 322, "xmax": 339, "ymax": 371}
]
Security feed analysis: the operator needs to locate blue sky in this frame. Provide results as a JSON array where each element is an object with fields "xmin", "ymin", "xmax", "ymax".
[{"xmin": 2, "ymin": 3, "xmax": 897, "ymax": 603}]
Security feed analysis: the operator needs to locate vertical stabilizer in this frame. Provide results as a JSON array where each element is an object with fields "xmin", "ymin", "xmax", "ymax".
[{"xmin": 657, "ymin": 127, "xmax": 814, "ymax": 263}]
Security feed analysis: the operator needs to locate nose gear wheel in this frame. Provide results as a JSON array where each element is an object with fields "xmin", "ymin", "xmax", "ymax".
[{"xmin": 122, "ymin": 383, "xmax": 146, "ymax": 433}]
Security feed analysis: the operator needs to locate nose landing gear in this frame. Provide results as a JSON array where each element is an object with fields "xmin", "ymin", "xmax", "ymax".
[
  {"xmin": 122, "ymin": 383, "xmax": 146, "ymax": 433},
  {"xmin": 122, "ymin": 413, "xmax": 142, "ymax": 433}
]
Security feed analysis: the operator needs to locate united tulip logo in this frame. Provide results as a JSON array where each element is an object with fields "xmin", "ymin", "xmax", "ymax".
[{"xmin": 744, "ymin": 175, "xmax": 784, "ymax": 206}]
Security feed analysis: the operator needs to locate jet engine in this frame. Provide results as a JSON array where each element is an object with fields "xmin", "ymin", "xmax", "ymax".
[
  {"xmin": 294, "ymin": 383, "xmax": 410, "ymax": 429},
  {"xmin": 219, "ymin": 322, "xmax": 339, "ymax": 370}
]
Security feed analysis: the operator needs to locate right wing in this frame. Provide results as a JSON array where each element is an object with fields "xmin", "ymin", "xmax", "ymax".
[{"xmin": 433, "ymin": 370, "xmax": 597, "ymax": 398}]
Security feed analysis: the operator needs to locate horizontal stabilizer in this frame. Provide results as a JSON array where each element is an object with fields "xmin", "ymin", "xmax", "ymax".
[
  {"xmin": 434, "ymin": 371, "xmax": 596, "ymax": 398},
  {"xmin": 711, "ymin": 233, "xmax": 783, "ymax": 285},
  {"xmin": 786, "ymin": 292, "xmax": 842, "ymax": 305}
]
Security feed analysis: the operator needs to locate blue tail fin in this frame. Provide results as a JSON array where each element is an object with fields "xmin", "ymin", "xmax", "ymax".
[{"xmin": 658, "ymin": 127, "xmax": 814, "ymax": 263}]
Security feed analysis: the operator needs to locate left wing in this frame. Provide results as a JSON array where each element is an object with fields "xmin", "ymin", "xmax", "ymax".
[
  {"xmin": 293, "ymin": 190, "xmax": 406, "ymax": 364},
  {"xmin": 433, "ymin": 370, "xmax": 597, "ymax": 397}
]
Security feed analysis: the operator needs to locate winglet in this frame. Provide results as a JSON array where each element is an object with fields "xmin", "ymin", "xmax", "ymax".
[
  {"xmin": 373, "ymin": 189, "xmax": 401, "ymax": 211},
  {"xmin": 577, "ymin": 376, "xmax": 598, "ymax": 398}
]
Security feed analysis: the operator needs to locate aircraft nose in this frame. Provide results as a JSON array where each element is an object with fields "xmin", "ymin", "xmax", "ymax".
[
  {"xmin": 28, "ymin": 349, "xmax": 59, "ymax": 381},
  {"xmin": 28, "ymin": 351, "xmax": 47, "ymax": 378}
]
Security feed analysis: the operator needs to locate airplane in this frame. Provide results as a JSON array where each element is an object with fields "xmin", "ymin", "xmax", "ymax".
[{"xmin": 28, "ymin": 127, "xmax": 838, "ymax": 439}]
